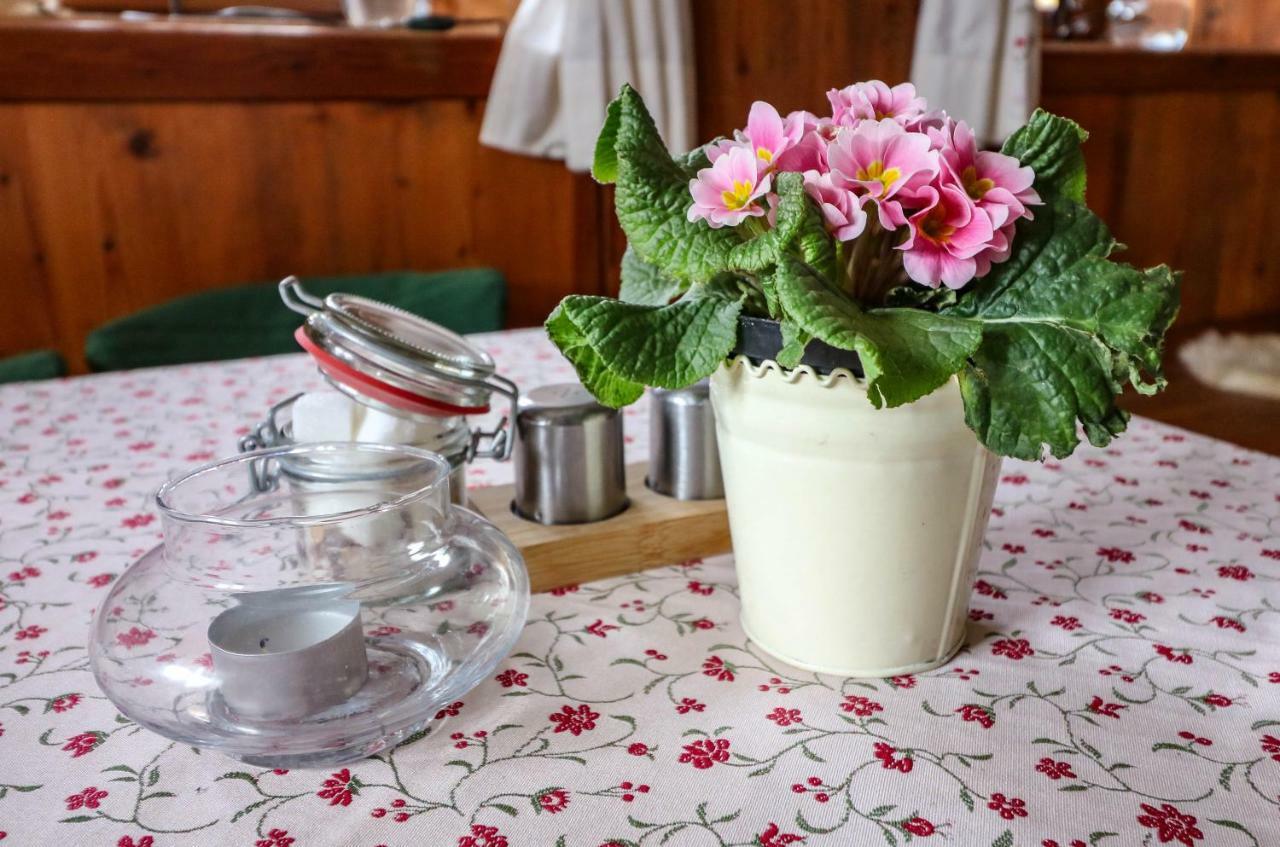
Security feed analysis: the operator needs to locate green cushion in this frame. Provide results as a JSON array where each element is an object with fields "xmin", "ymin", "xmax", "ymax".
[
  {"xmin": 85, "ymin": 269, "xmax": 506, "ymax": 372},
  {"xmin": 0, "ymin": 350, "xmax": 67, "ymax": 384}
]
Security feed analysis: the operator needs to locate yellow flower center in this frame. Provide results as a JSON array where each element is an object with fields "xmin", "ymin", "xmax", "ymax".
[
  {"xmin": 721, "ymin": 180, "xmax": 755, "ymax": 211},
  {"xmin": 874, "ymin": 109, "xmax": 893, "ymax": 120},
  {"xmin": 919, "ymin": 205, "xmax": 955, "ymax": 244},
  {"xmin": 756, "ymin": 147, "xmax": 774, "ymax": 163},
  {"xmin": 962, "ymin": 165, "xmax": 995, "ymax": 201},
  {"xmin": 855, "ymin": 160, "xmax": 902, "ymax": 199}
]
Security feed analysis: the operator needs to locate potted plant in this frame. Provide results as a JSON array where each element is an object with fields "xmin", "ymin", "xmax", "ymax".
[{"xmin": 545, "ymin": 81, "xmax": 1179, "ymax": 676}]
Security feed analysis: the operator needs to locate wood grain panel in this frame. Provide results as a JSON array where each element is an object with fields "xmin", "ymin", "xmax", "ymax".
[
  {"xmin": 0, "ymin": 17, "xmax": 501, "ymax": 101},
  {"xmin": 0, "ymin": 100, "xmax": 602, "ymax": 370},
  {"xmin": 690, "ymin": 0, "xmax": 919, "ymax": 138},
  {"xmin": 1041, "ymin": 84, "xmax": 1280, "ymax": 333}
]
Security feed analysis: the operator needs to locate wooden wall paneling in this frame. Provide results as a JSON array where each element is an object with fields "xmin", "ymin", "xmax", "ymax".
[
  {"xmin": 1193, "ymin": 0, "xmax": 1280, "ymax": 49},
  {"xmin": 690, "ymin": 0, "xmax": 919, "ymax": 139},
  {"xmin": 0, "ymin": 99, "xmax": 595, "ymax": 368},
  {"xmin": 0, "ymin": 114, "xmax": 60, "ymax": 358}
]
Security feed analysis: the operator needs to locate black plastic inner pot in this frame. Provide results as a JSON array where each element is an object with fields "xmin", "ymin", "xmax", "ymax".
[{"xmin": 730, "ymin": 316, "xmax": 864, "ymax": 377}]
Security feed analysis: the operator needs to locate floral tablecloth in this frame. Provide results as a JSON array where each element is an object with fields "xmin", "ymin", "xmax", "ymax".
[{"xmin": 1, "ymin": 328, "xmax": 1278, "ymax": 847}]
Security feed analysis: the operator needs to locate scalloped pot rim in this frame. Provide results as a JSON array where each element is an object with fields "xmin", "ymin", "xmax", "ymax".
[{"xmin": 721, "ymin": 354, "xmax": 865, "ymax": 390}]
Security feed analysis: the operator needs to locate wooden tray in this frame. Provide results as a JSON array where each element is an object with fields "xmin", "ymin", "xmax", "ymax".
[{"xmin": 468, "ymin": 462, "xmax": 731, "ymax": 593}]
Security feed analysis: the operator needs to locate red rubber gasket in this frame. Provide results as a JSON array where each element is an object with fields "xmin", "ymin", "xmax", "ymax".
[{"xmin": 294, "ymin": 327, "xmax": 488, "ymax": 417}]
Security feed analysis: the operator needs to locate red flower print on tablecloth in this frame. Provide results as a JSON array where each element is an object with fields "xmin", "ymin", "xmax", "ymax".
[
  {"xmin": 1036, "ymin": 758, "xmax": 1076, "ymax": 780},
  {"xmin": 956, "ymin": 704, "xmax": 994, "ymax": 728},
  {"xmin": 987, "ymin": 793, "xmax": 1027, "ymax": 820},
  {"xmin": 1003, "ymin": 543, "xmax": 1026, "ymax": 554},
  {"xmin": 121, "ymin": 513, "xmax": 154, "ymax": 529},
  {"xmin": 316, "ymin": 768, "xmax": 360, "ymax": 806},
  {"xmin": 1155, "ymin": 644, "xmax": 1193, "ymax": 664},
  {"xmin": 889, "ymin": 675, "xmax": 916, "ymax": 689},
  {"xmin": 537, "ymin": 788, "xmax": 570, "ymax": 814},
  {"xmin": 585, "ymin": 619, "xmax": 618, "ymax": 638},
  {"xmin": 969, "ymin": 607, "xmax": 994, "ymax": 621},
  {"xmin": 902, "ymin": 817, "xmax": 935, "ymax": 837},
  {"xmin": 627, "ymin": 742, "xmax": 649, "ymax": 756},
  {"xmin": 992, "ymin": 638, "xmax": 1033, "ymax": 660},
  {"xmin": 14, "ymin": 625, "xmax": 46, "ymax": 641},
  {"xmin": 549, "ymin": 704, "xmax": 599, "ymax": 736},
  {"xmin": 118, "ymin": 837, "xmax": 153, "ymax": 847},
  {"xmin": 1211, "ymin": 616, "xmax": 1245, "ymax": 632},
  {"xmin": 687, "ymin": 580, "xmax": 714, "ymax": 596},
  {"xmin": 1177, "ymin": 731, "xmax": 1212, "ymax": 746},
  {"xmin": 766, "ymin": 707, "xmax": 802, "ymax": 726},
  {"xmin": 1261, "ymin": 734, "xmax": 1280, "ymax": 761},
  {"xmin": 62, "ymin": 732, "xmax": 103, "ymax": 758},
  {"xmin": 495, "ymin": 669, "xmax": 528, "ymax": 688},
  {"xmin": 1138, "ymin": 591, "xmax": 1164, "ymax": 604},
  {"xmin": 548, "ymin": 584, "xmax": 579, "ymax": 596},
  {"xmin": 1110, "ymin": 608, "xmax": 1145, "ymax": 624},
  {"xmin": 115, "ymin": 627, "xmax": 155, "ymax": 649},
  {"xmin": 873, "ymin": 742, "xmax": 913, "ymax": 773},
  {"xmin": 690, "ymin": 617, "xmax": 715, "ymax": 630},
  {"xmin": 702, "ymin": 655, "xmax": 734, "ymax": 681},
  {"xmin": 435, "ymin": 701, "xmax": 464, "ymax": 720},
  {"xmin": 1089, "ymin": 696, "xmax": 1125, "ymax": 719},
  {"xmin": 758, "ymin": 822, "xmax": 804, "ymax": 846},
  {"xmin": 1137, "ymin": 802, "xmax": 1203, "ymax": 845},
  {"xmin": 64, "ymin": 786, "xmax": 107, "ymax": 810},
  {"xmin": 1043, "ymin": 841, "xmax": 1087, "ymax": 847},
  {"xmin": 1098, "ymin": 546, "xmax": 1135, "ymax": 563},
  {"xmin": 974, "ymin": 580, "xmax": 1007, "ymax": 599},
  {"xmin": 676, "ymin": 697, "xmax": 705, "ymax": 714},
  {"xmin": 1216, "ymin": 564, "xmax": 1254, "ymax": 581},
  {"xmin": 1201, "ymin": 693, "xmax": 1232, "ymax": 708},
  {"xmin": 255, "ymin": 829, "xmax": 295, "ymax": 847},
  {"xmin": 678, "ymin": 738, "xmax": 731, "ymax": 769},
  {"xmin": 1051, "ymin": 615, "xmax": 1081, "ymax": 631},
  {"xmin": 840, "ymin": 695, "xmax": 883, "ymax": 716},
  {"xmin": 367, "ymin": 625, "xmax": 401, "ymax": 637},
  {"xmin": 86, "ymin": 573, "xmax": 114, "ymax": 588},
  {"xmin": 458, "ymin": 824, "xmax": 508, "ymax": 847}
]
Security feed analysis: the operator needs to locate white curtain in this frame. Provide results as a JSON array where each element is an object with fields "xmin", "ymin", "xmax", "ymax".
[
  {"xmin": 910, "ymin": 0, "xmax": 1040, "ymax": 147},
  {"xmin": 480, "ymin": 0, "xmax": 695, "ymax": 172}
]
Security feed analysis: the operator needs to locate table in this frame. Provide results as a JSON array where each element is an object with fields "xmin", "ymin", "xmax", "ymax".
[{"xmin": 1, "ymin": 328, "xmax": 1278, "ymax": 847}]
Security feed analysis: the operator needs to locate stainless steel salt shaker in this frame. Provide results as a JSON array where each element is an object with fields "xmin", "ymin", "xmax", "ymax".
[
  {"xmin": 647, "ymin": 380, "xmax": 724, "ymax": 500},
  {"xmin": 513, "ymin": 383, "xmax": 628, "ymax": 524}
]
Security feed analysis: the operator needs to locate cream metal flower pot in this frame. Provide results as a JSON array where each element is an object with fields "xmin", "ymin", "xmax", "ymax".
[{"xmin": 709, "ymin": 356, "xmax": 1001, "ymax": 677}]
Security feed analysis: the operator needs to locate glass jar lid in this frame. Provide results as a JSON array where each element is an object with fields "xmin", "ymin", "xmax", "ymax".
[{"xmin": 280, "ymin": 277, "xmax": 513, "ymax": 417}]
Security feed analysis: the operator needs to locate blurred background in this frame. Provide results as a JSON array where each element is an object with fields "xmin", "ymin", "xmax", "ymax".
[{"xmin": 0, "ymin": 0, "xmax": 1276, "ymax": 448}]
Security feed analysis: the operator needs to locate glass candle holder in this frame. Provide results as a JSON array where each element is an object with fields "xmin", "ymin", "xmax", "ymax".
[{"xmin": 90, "ymin": 443, "xmax": 529, "ymax": 768}]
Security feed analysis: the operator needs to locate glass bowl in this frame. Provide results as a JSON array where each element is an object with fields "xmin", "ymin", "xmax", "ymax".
[{"xmin": 89, "ymin": 443, "xmax": 529, "ymax": 768}]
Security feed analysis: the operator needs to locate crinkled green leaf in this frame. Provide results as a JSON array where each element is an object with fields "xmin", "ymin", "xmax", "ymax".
[
  {"xmin": 592, "ymin": 96, "xmax": 623, "ymax": 184},
  {"xmin": 607, "ymin": 85, "xmax": 739, "ymax": 282},
  {"xmin": 775, "ymin": 257, "xmax": 982, "ymax": 407},
  {"xmin": 945, "ymin": 197, "xmax": 1179, "ymax": 460},
  {"xmin": 1002, "ymin": 108, "xmax": 1088, "ymax": 204},
  {"xmin": 619, "ymin": 246, "xmax": 688, "ymax": 306},
  {"xmin": 776, "ymin": 320, "xmax": 812, "ymax": 369},
  {"xmin": 546, "ymin": 288, "xmax": 743, "ymax": 408},
  {"xmin": 546, "ymin": 305, "xmax": 644, "ymax": 408}
]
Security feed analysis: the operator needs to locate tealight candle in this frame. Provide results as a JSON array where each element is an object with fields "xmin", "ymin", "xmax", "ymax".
[{"xmin": 209, "ymin": 589, "xmax": 368, "ymax": 721}]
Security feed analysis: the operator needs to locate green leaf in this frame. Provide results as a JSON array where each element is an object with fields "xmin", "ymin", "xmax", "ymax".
[
  {"xmin": 608, "ymin": 85, "xmax": 739, "ymax": 282},
  {"xmin": 620, "ymin": 246, "xmax": 688, "ymax": 306},
  {"xmin": 774, "ymin": 257, "xmax": 981, "ymax": 407},
  {"xmin": 592, "ymin": 95, "xmax": 623, "ymax": 183},
  {"xmin": 776, "ymin": 320, "xmax": 812, "ymax": 369},
  {"xmin": 547, "ymin": 289, "xmax": 743, "ymax": 407},
  {"xmin": 991, "ymin": 830, "xmax": 1014, "ymax": 847},
  {"xmin": 1002, "ymin": 108, "xmax": 1088, "ymax": 204},
  {"xmin": 944, "ymin": 197, "xmax": 1179, "ymax": 460}
]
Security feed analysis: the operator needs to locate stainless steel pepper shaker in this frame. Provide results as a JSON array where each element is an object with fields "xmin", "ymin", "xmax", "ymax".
[
  {"xmin": 512, "ymin": 383, "xmax": 628, "ymax": 524},
  {"xmin": 647, "ymin": 380, "xmax": 724, "ymax": 500}
]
